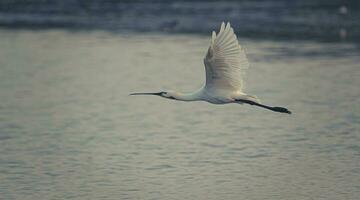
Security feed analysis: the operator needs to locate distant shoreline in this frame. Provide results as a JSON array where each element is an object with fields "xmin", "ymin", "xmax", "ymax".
[{"xmin": 0, "ymin": 1, "xmax": 359, "ymax": 42}]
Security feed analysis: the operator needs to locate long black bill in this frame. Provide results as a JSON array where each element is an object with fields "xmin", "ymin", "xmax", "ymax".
[
  {"xmin": 129, "ymin": 92, "xmax": 162, "ymax": 96},
  {"xmin": 236, "ymin": 99, "xmax": 292, "ymax": 114}
]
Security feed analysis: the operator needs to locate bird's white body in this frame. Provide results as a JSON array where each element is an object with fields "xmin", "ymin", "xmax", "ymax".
[
  {"xmin": 168, "ymin": 89, "xmax": 255, "ymax": 105},
  {"xmin": 131, "ymin": 22, "xmax": 291, "ymax": 114}
]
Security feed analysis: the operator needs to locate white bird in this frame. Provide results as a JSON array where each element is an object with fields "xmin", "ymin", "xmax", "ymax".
[{"xmin": 131, "ymin": 22, "xmax": 291, "ymax": 114}]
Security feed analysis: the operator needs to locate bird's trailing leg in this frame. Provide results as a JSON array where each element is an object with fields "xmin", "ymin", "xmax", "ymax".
[
  {"xmin": 130, "ymin": 92, "xmax": 163, "ymax": 96},
  {"xmin": 236, "ymin": 99, "xmax": 291, "ymax": 114}
]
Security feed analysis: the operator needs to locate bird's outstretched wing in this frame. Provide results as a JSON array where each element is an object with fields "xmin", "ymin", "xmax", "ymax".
[{"xmin": 204, "ymin": 22, "xmax": 249, "ymax": 92}]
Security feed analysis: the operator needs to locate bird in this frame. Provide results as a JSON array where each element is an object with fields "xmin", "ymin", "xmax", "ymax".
[{"xmin": 131, "ymin": 22, "xmax": 291, "ymax": 114}]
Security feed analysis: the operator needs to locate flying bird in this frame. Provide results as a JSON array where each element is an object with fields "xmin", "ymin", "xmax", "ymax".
[{"xmin": 131, "ymin": 22, "xmax": 291, "ymax": 114}]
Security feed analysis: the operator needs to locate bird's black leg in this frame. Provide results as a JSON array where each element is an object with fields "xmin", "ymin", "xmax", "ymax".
[{"xmin": 236, "ymin": 99, "xmax": 291, "ymax": 114}]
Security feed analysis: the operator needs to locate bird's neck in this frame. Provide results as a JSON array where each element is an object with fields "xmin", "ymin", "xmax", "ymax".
[{"xmin": 173, "ymin": 91, "xmax": 201, "ymax": 101}]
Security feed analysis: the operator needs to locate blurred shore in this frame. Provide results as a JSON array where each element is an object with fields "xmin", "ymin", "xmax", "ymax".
[{"xmin": 0, "ymin": 0, "xmax": 359, "ymax": 42}]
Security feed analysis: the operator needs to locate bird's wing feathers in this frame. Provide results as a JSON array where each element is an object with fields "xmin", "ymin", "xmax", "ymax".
[{"xmin": 204, "ymin": 22, "xmax": 249, "ymax": 92}]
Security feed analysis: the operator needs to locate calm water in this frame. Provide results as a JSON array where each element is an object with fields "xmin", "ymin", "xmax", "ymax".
[{"xmin": 0, "ymin": 29, "xmax": 359, "ymax": 200}]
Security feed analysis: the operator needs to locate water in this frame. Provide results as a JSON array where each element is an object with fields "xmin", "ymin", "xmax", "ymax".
[
  {"xmin": 1, "ymin": 0, "xmax": 359, "ymax": 42},
  {"xmin": 0, "ymin": 29, "xmax": 359, "ymax": 200}
]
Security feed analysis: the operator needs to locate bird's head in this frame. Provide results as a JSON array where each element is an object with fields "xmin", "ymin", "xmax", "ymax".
[{"xmin": 130, "ymin": 91, "xmax": 177, "ymax": 100}]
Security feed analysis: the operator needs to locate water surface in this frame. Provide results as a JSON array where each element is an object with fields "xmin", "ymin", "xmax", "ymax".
[{"xmin": 0, "ymin": 29, "xmax": 359, "ymax": 200}]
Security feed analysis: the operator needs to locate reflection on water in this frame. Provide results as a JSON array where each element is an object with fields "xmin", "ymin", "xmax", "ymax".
[{"xmin": 0, "ymin": 29, "xmax": 359, "ymax": 200}]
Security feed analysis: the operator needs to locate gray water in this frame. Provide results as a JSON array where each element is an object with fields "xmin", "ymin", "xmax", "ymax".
[
  {"xmin": 1, "ymin": 0, "xmax": 359, "ymax": 42},
  {"xmin": 0, "ymin": 29, "xmax": 359, "ymax": 200}
]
